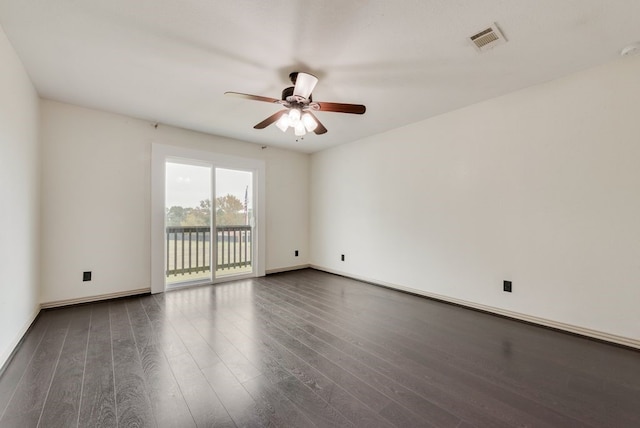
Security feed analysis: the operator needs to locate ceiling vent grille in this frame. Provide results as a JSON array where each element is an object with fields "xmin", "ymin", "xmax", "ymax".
[{"xmin": 470, "ymin": 23, "xmax": 507, "ymax": 52}]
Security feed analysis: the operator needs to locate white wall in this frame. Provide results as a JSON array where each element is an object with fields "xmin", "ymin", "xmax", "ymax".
[
  {"xmin": 0, "ymin": 26, "xmax": 40, "ymax": 367},
  {"xmin": 40, "ymin": 100, "xmax": 309, "ymax": 304},
  {"xmin": 311, "ymin": 56, "xmax": 640, "ymax": 343}
]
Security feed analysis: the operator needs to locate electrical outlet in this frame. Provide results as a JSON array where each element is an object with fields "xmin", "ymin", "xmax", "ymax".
[
  {"xmin": 294, "ymin": 250, "xmax": 299, "ymax": 257},
  {"xmin": 83, "ymin": 271, "xmax": 92, "ymax": 282},
  {"xmin": 503, "ymin": 280, "xmax": 512, "ymax": 292},
  {"xmin": 341, "ymin": 254, "xmax": 345, "ymax": 262}
]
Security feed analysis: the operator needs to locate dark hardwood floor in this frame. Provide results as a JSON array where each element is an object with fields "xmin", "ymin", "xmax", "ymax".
[{"xmin": 1, "ymin": 269, "xmax": 638, "ymax": 427}]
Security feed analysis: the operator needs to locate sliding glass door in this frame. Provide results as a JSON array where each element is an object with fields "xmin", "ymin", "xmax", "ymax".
[
  {"xmin": 151, "ymin": 144, "xmax": 265, "ymax": 294},
  {"xmin": 165, "ymin": 161, "xmax": 213, "ymax": 286},
  {"xmin": 215, "ymin": 168, "xmax": 253, "ymax": 278},
  {"xmin": 162, "ymin": 161, "xmax": 257, "ymax": 288}
]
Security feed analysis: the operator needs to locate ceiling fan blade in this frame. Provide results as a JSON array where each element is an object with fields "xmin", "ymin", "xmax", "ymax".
[
  {"xmin": 225, "ymin": 91, "xmax": 280, "ymax": 104},
  {"xmin": 316, "ymin": 102, "xmax": 366, "ymax": 114},
  {"xmin": 253, "ymin": 109, "xmax": 288, "ymax": 129},
  {"xmin": 307, "ymin": 112, "xmax": 328, "ymax": 134},
  {"xmin": 293, "ymin": 72, "xmax": 318, "ymax": 99}
]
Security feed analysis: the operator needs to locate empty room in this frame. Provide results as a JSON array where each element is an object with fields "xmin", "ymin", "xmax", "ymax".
[{"xmin": 1, "ymin": 1, "xmax": 639, "ymax": 427}]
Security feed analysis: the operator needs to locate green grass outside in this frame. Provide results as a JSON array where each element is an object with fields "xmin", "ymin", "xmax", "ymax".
[{"xmin": 166, "ymin": 238, "xmax": 252, "ymax": 285}]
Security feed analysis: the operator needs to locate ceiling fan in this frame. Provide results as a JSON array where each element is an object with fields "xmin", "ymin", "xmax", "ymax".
[{"xmin": 225, "ymin": 72, "xmax": 366, "ymax": 137}]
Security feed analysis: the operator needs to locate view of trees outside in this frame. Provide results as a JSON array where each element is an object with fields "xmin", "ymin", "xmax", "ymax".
[
  {"xmin": 165, "ymin": 163, "xmax": 252, "ymax": 228},
  {"xmin": 165, "ymin": 194, "xmax": 248, "ymax": 227},
  {"xmin": 215, "ymin": 194, "xmax": 247, "ymax": 225},
  {"xmin": 166, "ymin": 199, "xmax": 210, "ymax": 226}
]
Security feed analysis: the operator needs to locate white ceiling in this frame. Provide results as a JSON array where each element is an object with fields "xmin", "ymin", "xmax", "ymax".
[{"xmin": 1, "ymin": 1, "xmax": 639, "ymax": 153}]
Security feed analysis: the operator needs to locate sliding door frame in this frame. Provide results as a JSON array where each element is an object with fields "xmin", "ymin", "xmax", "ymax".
[{"xmin": 151, "ymin": 143, "xmax": 266, "ymax": 294}]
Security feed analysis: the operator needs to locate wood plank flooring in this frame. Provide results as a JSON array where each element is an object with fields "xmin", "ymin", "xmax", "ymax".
[{"xmin": 1, "ymin": 269, "xmax": 638, "ymax": 427}]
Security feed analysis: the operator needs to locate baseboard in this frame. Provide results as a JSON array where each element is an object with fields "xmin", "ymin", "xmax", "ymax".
[
  {"xmin": 266, "ymin": 264, "xmax": 310, "ymax": 275},
  {"xmin": 40, "ymin": 287, "xmax": 151, "ymax": 309},
  {"xmin": 310, "ymin": 265, "xmax": 640, "ymax": 351},
  {"xmin": 0, "ymin": 304, "xmax": 41, "ymax": 375}
]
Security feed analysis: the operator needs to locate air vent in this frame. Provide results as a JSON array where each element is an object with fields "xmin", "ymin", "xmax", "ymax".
[{"xmin": 470, "ymin": 23, "xmax": 507, "ymax": 52}]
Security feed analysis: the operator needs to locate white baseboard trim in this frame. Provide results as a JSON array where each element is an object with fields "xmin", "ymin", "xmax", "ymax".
[
  {"xmin": 0, "ymin": 304, "xmax": 41, "ymax": 373},
  {"xmin": 41, "ymin": 288, "xmax": 151, "ymax": 309},
  {"xmin": 310, "ymin": 265, "xmax": 640, "ymax": 350},
  {"xmin": 266, "ymin": 264, "xmax": 310, "ymax": 275}
]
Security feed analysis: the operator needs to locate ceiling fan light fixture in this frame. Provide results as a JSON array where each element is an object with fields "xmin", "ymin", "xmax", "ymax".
[
  {"xmin": 292, "ymin": 73, "xmax": 319, "ymax": 99},
  {"xmin": 288, "ymin": 108, "xmax": 301, "ymax": 121},
  {"xmin": 275, "ymin": 114, "xmax": 290, "ymax": 132},
  {"xmin": 294, "ymin": 120, "xmax": 306, "ymax": 136},
  {"xmin": 302, "ymin": 113, "xmax": 318, "ymax": 132}
]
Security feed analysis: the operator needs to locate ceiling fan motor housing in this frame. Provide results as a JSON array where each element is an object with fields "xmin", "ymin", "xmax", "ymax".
[
  {"xmin": 282, "ymin": 86, "xmax": 312, "ymax": 103},
  {"xmin": 281, "ymin": 86, "xmax": 294, "ymax": 100}
]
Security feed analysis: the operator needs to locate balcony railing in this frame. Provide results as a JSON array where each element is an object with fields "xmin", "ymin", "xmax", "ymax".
[{"xmin": 166, "ymin": 225, "xmax": 252, "ymax": 279}]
